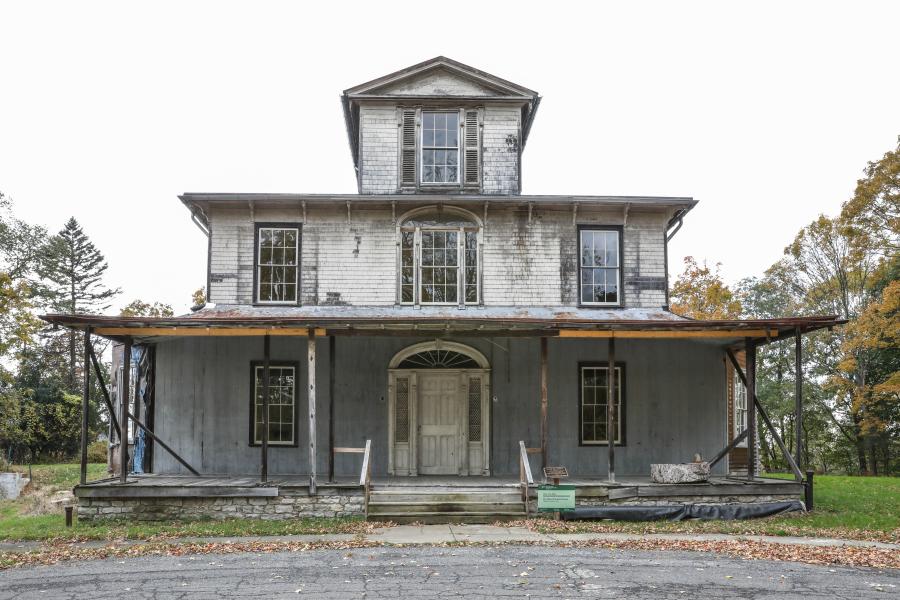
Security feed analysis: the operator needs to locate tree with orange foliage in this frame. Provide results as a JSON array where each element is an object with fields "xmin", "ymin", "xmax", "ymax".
[{"xmin": 669, "ymin": 256, "xmax": 741, "ymax": 319}]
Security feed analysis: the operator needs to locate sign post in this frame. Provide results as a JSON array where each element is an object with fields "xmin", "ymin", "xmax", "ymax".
[{"xmin": 537, "ymin": 466, "xmax": 574, "ymax": 513}]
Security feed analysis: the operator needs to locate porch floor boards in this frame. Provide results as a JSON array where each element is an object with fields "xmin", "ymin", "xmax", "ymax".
[{"xmin": 78, "ymin": 474, "xmax": 799, "ymax": 489}]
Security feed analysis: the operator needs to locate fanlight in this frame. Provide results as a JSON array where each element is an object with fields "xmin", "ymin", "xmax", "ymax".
[{"xmin": 396, "ymin": 349, "xmax": 481, "ymax": 369}]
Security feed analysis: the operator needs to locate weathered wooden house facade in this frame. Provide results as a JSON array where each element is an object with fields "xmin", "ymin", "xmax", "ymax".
[{"xmin": 46, "ymin": 57, "xmax": 841, "ymax": 523}]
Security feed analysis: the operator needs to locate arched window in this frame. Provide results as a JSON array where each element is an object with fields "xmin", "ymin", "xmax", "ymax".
[{"xmin": 399, "ymin": 207, "xmax": 482, "ymax": 305}]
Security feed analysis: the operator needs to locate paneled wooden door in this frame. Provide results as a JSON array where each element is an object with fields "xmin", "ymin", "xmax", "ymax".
[{"xmin": 417, "ymin": 373, "xmax": 461, "ymax": 475}]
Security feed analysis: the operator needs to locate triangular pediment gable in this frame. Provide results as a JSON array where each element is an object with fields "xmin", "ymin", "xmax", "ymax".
[{"xmin": 344, "ymin": 56, "xmax": 537, "ymax": 99}]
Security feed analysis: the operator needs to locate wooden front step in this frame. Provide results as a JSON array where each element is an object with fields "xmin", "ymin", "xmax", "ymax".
[{"xmin": 367, "ymin": 485, "xmax": 526, "ymax": 523}]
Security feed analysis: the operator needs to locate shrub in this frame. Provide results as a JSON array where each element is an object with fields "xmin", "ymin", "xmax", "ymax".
[{"xmin": 87, "ymin": 441, "xmax": 107, "ymax": 463}]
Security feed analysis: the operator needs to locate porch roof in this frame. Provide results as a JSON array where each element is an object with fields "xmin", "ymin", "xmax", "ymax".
[{"xmin": 41, "ymin": 305, "xmax": 845, "ymax": 346}]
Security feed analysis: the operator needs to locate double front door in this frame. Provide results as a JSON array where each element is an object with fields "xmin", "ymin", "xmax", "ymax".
[{"xmin": 388, "ymin": 368, "xmax": 490, "ymax": 477}]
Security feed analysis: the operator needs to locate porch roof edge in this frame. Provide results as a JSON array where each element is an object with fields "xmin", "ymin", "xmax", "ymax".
[{"xmin": 40, "ymin": 311, "xmax": 846, "ymax": 344}]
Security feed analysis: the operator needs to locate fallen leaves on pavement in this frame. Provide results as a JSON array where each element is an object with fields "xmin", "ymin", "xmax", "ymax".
[
  {"xmin": 509, "ymin": 518, "xmax": 900, "ymax": 544},
  {"xmin": 1, "ymin": 536, "xmax": 897, "ymax": 572}
]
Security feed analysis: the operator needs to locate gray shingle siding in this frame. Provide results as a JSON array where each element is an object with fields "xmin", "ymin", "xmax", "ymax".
[{"xmin": 206, "ymin": 204, "xmax": 669, "ymax": 309}]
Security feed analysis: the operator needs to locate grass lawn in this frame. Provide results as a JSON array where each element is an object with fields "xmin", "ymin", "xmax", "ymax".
[
  {"xmin": 528, "ymin": 474, "xmax": 900, "ymax": 542},
  {"xmin": 0, "ymin": 463, "xmax": 376, "ymax": 542}
]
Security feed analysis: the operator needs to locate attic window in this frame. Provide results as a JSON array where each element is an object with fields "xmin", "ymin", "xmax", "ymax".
[{"xmin": 421, "ymin": 112, "xmax": 459, "ymax": 184}]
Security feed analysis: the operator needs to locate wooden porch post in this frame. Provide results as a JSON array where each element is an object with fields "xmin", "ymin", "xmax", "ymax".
[
  {"xmin": 607, "ymin": 336, "xmax": 616, "ymax": 483},
  {"xmin": 746, "ymin": 338, "xmax": 756, "ymax": 480},
  {"xmin": 261, "ymin": 334, "xmax": 270, "ymax": 483},
  {"xmin": 540, "ymin": 337, "xmax": 548, "ymax": 470},
  {"xmin": 794, "ymin": 328, "xmax": 803, "ymax": 481},
  {"xmin": 308, "ymin": 330, "xmax": 317, "ymax": 494},
  {"xmin": 328, "ymin": 335, "xmax": 335, "ymax": 483},
  {"xmin": 120, "ymin": 338, "xmax": 131, "ymax": 484},
  {"xmin": 79, "ymin": 327, "xmax": 91, "ymax": 485}
]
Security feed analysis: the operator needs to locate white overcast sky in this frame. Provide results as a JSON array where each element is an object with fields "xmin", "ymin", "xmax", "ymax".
[{"xmin": 1, "ymin": 1, "xmax": 898, "ymax": 314}]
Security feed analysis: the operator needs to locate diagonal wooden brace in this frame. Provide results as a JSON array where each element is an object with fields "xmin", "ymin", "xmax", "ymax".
[
  {"xmin": 88, "ymin": 340, "xmax": 199, "ymax": 477},
  {"xmin": 726, "ymin": 349, "xmax": 804, "ymax": 480}
]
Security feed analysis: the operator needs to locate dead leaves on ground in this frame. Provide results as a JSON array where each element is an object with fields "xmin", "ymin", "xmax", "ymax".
[
  {"xmin": 508, "ymin": 518, "xmax": 900, "ymax": 544},
  {"xmin": 1, "ymin": 536, "xmax": 897, "ymax": 572}
]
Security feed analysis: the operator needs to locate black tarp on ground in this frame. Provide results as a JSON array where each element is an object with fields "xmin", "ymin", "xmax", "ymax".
[{"xmin": 559, "ymin": 500, "xmax": 804, "ymax": 522}]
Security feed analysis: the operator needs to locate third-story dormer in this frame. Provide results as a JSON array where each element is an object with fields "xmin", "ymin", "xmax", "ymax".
[{"xmin": 342, "ymin": 57, "xmax": 540, "ymax": 195}]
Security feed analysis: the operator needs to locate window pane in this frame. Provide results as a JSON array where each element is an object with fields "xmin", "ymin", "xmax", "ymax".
[
  {"xmin": 446, "ymin": 281, "xmax": 457, "ymax": 303},
  {"xmin": 606, "ymin": 233, "xmax": 618, "ymax": 267},
  {"xmin": 446, "ymin": 125, "xmax": 458, "ymax": 147},
  {"xmin": 581, "ymin": 232, "xmax": 593, "ymax": 267}
]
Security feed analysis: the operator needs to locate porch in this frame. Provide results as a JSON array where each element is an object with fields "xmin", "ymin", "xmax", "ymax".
[{"xmin": 42, "ymin": 307, "xmax": 841, "ymax": 522}]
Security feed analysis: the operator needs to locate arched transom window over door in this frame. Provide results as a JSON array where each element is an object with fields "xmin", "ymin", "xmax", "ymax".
[
  {"xmin": 388, "ymin": 341, "xmax": 491, "ymax": 477},
  {"xmin": 398, "ymin": 207, "xmax": 482, "ymax": 306}
]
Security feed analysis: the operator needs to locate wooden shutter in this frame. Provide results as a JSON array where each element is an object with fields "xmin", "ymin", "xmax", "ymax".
[
  {"xmin": 399, "ymin": 108, "xmax": 417, "ymax": 188},
  {"xmin": 463, "ymin": 109, "xmax": 481, "ymax": 188}
]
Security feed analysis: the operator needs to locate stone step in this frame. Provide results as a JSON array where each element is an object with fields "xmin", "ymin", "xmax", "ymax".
[
  {"xmin": 369, "ymin": 491, "xmax": 522, "ymax": 504},
  {"xmin": 368, "ymin": 512, "xmax": 525, "ymax": 524},
  {"xmin": 367, "ymin": 501, "xmax": 524, "ymax": 515}
]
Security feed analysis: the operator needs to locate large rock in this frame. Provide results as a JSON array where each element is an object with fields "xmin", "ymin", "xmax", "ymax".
[
  {"xmin": 0, "ymin": 472, "xmax": 29, "ymax": 499},
  {"xmin": 650, "ymin": 462, "xmax": 710, "ymax": 484}
]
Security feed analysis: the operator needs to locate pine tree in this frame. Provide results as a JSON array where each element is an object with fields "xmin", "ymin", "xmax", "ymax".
[{"xmin": 40, "ymin": 217, "xmax": 120, "ymax": 390}]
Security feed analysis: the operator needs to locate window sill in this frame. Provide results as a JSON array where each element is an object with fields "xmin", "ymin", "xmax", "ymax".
[
  {"xmin": 248, "ymin": 443, "xmax": 299, "ymax": 448},
  {"xmin": 578, "ymin": 304, "xmax": 624, "ymax": 309}
]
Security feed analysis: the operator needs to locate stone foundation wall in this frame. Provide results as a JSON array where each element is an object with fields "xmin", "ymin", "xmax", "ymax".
[
  {"xmin": 77, "ymin": 489, "xmax": 365, "ymax": 522},
  {"xmin": 527, "ymin": 494, "xmax": 800, "ymax": 513}
]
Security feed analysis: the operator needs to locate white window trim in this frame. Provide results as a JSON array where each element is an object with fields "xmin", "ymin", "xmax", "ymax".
[
  {"xmin": 734, "ymin": 370, "xmax": 748, "ymax": 448},
  {"xmin": 252, "ymin": 365, "xmax": 296, "ymax": 446},
  {"xmin": 580, "ymin": 365, "xmax": 623, "ymax": 445},
  {"xmin": 579, "ymin": 228, "xmax": 622, "ymax": 307},
  {"xmin": 419, "ymin": 110, "xmax": 461, "ymax": 186},
  {"xmin": 255, "ymin": 226, "xmax": 300, "ymax": 305},
  {"xmin": 400, "ymin": 225, "xmax": 480, "ymax": 306}
]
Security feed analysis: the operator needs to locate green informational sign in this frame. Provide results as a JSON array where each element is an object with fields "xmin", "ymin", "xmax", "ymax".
[{"xmin": 537, "ymin": 484, "xmax": 576, "ymax": 511}]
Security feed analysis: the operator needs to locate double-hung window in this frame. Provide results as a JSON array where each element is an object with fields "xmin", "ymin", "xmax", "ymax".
[
  {"xmin": 733, "ymin": 368, "xmax": 748, "ymax": 447},
  {"xmin": 251, "ymin": 363, "xmax": 297, "ymax": 446},
  {"xmin": 256, "ymin": 225, "xmax": 300, "ymax": 304},
  {"xmin": 399, "ymin": 210, "xmax": 480, "ymax": 305},
  {"xmin": 579, "ymin": 228, "xmax": 621, "ymax": 306},
  {"xmin": 421, "ymin": 112, "xmax": 459, "ymax": 184},
  {"xmin": 580, "ymin": 364, "xmax": 624, "ymax": 445}
]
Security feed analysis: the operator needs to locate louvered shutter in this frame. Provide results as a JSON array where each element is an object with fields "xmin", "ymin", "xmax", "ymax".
[
  {"xmin": 399, "ymin": 108, "xmax": 417, "ymax": 189},
  {"xmin": 463, "ymin": 109, "xmax": 481, "ymax": 188}
]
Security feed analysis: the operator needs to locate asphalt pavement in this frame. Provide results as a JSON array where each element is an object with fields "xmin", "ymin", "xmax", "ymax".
[{"xmin": 0, "ymin": 544, "xmax": 897, "ymax": 599}]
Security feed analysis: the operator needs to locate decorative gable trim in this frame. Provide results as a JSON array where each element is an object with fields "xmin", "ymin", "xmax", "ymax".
[{"xmin": 344, "ymin": 56, "xmax": 538, "ymax": 99}]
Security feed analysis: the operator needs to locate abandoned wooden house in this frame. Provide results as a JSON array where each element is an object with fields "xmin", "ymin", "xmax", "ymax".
[{"xmin": 44, "ymin": 57, "xmax": 843, "ymax": 523}]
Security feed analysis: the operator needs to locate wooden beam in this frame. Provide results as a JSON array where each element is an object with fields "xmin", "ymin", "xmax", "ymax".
[
  {"xmin": 607, "ymin": 337, "xmax": 616, "ymax": 483},
  {"xmin": 75, "ymin": 486, "xmax": 278, "ymax": 499},
  {"xmin": 708, "ymin": 428, "xmax": 750, "ymax": 467},
  {"xmin": 540, "ymin": 337, "xmax": 548, "ymax": 470},
  {"xmin": 261, "ymin": 335, "xmax": 270, "ymax": 483},
  {"xmin": 80, "ymin": 328, "xmax": 91, "ymax": 486},
  {"xmin": 120, "ymin": 339, "xmax": 131, "ymax": 483},
  {"xmin": 88, "ymin": 342, "xmax": 121, "ymax": 440},
  {"xmin": 308, "ymin": 330, "xmax": 317, "ymax": 494},
  {"xmin": 795, "ymin": 327, "xmax": 803, "ymax": 481},
  {"xmin": 558, "ymin": 329, "xmax": 778, "ymax": 339},
  {"xmin": 745, "ymin": 339, "xmax": 756, "ymax": 480},
  {"xmin": 727, "ymin": 349, "xmax": 804, "ymax": 481},
  {"xmin": 328, "ymin": 335, "xmax": 335, "ymax": 483},
  {"xmin": 93, "ymin": 327, "xmax": 326, "ymax": 337},
  {"xmin": 126, "ymin": 410, "xmax": 199, "ymax": 476}
]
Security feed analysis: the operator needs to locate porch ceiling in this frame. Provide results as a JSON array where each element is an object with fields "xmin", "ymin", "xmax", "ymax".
[{"xmin": 40, "ymin": 305, "xmax": 844, "ymax": 347}]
